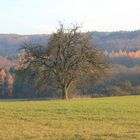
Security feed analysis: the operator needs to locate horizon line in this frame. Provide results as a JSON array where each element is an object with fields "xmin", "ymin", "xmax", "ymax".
[{"xmin": 0, "ymin": 29, "xmax": 140, "ymax": 36}]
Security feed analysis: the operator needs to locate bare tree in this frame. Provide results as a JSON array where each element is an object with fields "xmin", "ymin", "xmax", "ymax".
[{"xmin": 18, "ymin": 24, "xmax": 107, "ymax": 99}]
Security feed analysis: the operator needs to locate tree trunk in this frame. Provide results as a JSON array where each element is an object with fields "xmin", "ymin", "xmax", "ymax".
[{"xmin": 62, "ymin": 87, "xmax": 68, "ymax": 99}]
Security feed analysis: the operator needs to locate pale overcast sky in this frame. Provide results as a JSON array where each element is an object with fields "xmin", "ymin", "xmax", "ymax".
[{"xmin": 0, "ymin": 0, "xmax": 140, "ymax": 34}]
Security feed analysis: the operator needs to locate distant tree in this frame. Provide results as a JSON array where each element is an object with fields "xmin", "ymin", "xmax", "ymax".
[
  {"xmin": 0, "ymin": 68, "xmax": 6, "ymax": 97},
  {"xmin": 5, "ymin": 73, "xmax": 14, "ymax": 98},
  {"xmin": 9, "ymin": 66, "xmax": 15, "ymax": 75},
  {"xmin": 13, "ymin": 69, "xmax": 38, "ymax": 98},
  {"xmin": 123, "ymin": 80, "xmax": 132, "ymax": 94},
  {"xmin": 18, "ymin": 24, "xmax": 107, "ymax": 99}
]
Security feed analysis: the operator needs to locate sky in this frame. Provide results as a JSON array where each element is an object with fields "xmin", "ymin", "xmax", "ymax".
[{"xmin": 0, "ymin": 0, "xmax": 140, "ymax": 34}]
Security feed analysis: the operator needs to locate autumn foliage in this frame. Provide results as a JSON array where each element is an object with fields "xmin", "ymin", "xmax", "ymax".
[
  {"xmin": 0, "ymin": 68, "xmax": 14, "ymax": 98},
  {"xmin": 105, "ymin": 50, "xmax": 140, "ymax": 58}
]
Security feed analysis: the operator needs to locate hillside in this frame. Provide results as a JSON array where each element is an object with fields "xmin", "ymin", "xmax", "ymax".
[
  {"xmin": 1, "ymin": 30, "xmax": 140, "ymax": 58},
  {"xmin": 0, "ymin": 56, "xmax": 15, "ymax": 69},
  {"xmin": 0, "ymin": 34, "xmax": 49, "ymax": 58},
  {"xmin": 1, "ymin": 30, "xmax": 140, "ymax": 71},
  {"xmin": 88, "ymin": 30, "xmax": 140, "ymax": 51}
]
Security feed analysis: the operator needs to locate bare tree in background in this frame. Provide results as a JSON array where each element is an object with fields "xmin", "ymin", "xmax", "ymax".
[{"xmin": 18, "ymin": 24, "xmax": 107, "ymax": 99}]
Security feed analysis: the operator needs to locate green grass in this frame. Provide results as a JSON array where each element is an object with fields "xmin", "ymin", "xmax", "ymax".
[{"xmin": 0, "ymin": 96, "xmax": 140, "ymax": 140}]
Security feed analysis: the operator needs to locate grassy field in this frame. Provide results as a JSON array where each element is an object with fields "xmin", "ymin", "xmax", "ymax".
[{"xmin": 0, "ymin": 96, "xmax": 139, "ymax": 140}]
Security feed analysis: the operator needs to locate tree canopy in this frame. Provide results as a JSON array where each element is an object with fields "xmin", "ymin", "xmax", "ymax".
[{"xmin": 18, "ymin": 24, "xmax": 107, "ymax": 99}]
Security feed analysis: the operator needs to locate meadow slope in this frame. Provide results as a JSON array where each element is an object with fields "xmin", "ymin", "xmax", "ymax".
[{"xmin": 0, "ymin": 96, "xmax": 140, "ymax": 140}]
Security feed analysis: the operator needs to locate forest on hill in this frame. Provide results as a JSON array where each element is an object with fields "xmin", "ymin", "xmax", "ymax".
[{"xmin": 0, "ymin": 30, "xmax": 140, "ymax": 98}]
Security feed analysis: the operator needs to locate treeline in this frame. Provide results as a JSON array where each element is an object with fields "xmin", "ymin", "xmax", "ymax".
[
  {"xmin": 1, "ymin": 53, "xmax": 140, "ymax": 99},
  {"xmin": 0, "ymin": 64, "xmax": 140, "ymax": 99},
  {"xmin": 85, "ymin": 65, "xmax": 140, "ymax": 97},
  {"xmin": 105, "ymin": 50, "xmax": 140, "ymax": 58}
]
